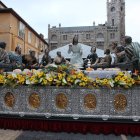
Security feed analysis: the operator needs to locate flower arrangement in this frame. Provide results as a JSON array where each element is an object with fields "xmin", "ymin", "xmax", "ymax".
[
  {"xmin": 95, "ymin": 71, "xmax": 135, "ymax": 88},
  {"xmin": 0, "ymin": 65, "xmax": 139, "ymax": 88}
]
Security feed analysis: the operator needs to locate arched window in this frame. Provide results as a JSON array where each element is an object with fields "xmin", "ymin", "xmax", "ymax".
[
  {"xmin": 97, "ymin": 33, "xmax": 104, "ymax": 38},
  {"xmin": 111, "ymin": 7, "xmax": 115, "ymax": 12},
  {"xmin": 51, "ymin": 34, "xmax": 57, "ymax": 41}
]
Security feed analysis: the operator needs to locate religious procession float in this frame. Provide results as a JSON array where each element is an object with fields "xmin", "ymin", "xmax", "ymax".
[{"xmin": 0, "ymin": 64, "xmax": 140, "ymax": 135}]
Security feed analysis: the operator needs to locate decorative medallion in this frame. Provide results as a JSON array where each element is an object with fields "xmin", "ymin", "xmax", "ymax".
[
  {"xmin": 84, "ymin": 94, "xmax": 96, "ymax": 110},
  {"xmin": 4, "ymin": 92, "xmax": 15, "ymax": 108},
  {"xmin": 114, "ymin": 94, "xmax": 127, "ymax": 111},
  {"xmin": 56, "ymin": 93, "xmax": 68, "ymax": 109},
  {"xmin": 29, "ymin": 93, "xmax": 40, "ymax": 109}
]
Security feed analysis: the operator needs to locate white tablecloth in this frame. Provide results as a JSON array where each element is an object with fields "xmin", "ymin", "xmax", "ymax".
[{"xmin": 84, "ymin": 70, "xmax": 120, "ymax": 79}]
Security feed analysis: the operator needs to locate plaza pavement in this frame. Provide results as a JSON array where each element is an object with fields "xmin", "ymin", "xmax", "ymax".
[{"xmin": 0, "ymin": 129, "xmax": 139, "ymax": 140}]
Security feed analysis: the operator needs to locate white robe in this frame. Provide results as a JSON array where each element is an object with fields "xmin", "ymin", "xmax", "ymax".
[{"xmin": 68, "ymin": 43, "xmax": 83, "ymax": 67}]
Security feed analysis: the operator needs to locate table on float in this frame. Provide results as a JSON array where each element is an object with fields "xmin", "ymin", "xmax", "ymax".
[{"xmin": 84, "ymin": 70, "xmax": 120, "ymax": 79}]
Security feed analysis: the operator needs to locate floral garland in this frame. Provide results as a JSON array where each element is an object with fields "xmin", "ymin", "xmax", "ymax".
[{"xmin": 0, "ymin": 65, "xmax": 139, "ymax": 88}]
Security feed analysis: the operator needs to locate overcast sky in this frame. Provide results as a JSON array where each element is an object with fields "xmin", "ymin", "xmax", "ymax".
[{"xmin": 3, "ymin": 0, "xmax": 140, "ymax": 42}]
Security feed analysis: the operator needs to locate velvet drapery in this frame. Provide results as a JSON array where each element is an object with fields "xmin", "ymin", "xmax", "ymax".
[{"xmin": 0, "ymin": 118, "xmax": 140, "ymax": 136}]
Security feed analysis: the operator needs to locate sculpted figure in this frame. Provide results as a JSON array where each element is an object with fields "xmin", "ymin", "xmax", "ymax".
[{"xmin": 68, "ymin": 35, "xmax": 83, "ymax": 67}]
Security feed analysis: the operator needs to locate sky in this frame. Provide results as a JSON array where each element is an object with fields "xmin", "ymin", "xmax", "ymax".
[{"xmin": 3, "ymin": 0, "xmax": 140, "ymax": 42}]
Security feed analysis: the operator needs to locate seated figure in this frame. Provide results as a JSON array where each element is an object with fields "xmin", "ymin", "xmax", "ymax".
[
  {"xmin": 87, "ymin": 46, "xmax": 98, "ymax": 64},
  {"xmin": 115, "ymin": 36, "xmax": 140, "ymax": 71},
  {"xmin": 40, "ymin": 49, "xmax": 52, "ymax": 66},
  {"xmin": 22, "ymin": 50, "xmax": 38, "ymax": 67},
  {"xmin": 0, "ymin": 42, "xmax": 10, "ymax": 64},
  {"xmin": 8, "ymin": 46, "xmax": 22, "ymax": 66},
  {"xmin": 53, "ymin": 51, "xmax": 66, "ymax": 65},
  {"xmin": 115, "ymin": 45, "xmax": 126, "ymax": 63},
  {"xmin": 91, "ymin": 49, "xmax": 112, "ymax": 69},
  {"xmin": 84, "ymin": 46, "xmax": 98, "ymax": 68}
]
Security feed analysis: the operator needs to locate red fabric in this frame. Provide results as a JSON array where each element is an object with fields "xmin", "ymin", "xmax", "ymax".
[{"xmin": 0, "ymin": 118, "xmax": 140, "ymax": 136}]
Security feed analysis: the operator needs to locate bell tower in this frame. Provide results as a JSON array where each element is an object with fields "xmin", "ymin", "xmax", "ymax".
[{"xmin": 107, "ymin": 0, "xmax": 125, "ymax": 43}]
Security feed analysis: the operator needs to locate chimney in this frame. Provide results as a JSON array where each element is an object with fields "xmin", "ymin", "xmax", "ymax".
[
  {"xmin": 48, "ymin": 24, "xmax": 50, "ymax": 29},
  {"xmin": 40, "ymin": 33, "xmax": 44, "ymax": 39},
  {"xmin": 59, "ymin": 23, "xmax": 61, "ymax": 28}
]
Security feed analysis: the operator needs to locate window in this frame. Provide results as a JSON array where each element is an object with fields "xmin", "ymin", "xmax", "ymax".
[
  {"xmin": 110, "ymin": 33, "xmax": 115, "ymax": 39},
  {"xmin": 86, "ymin": 34, "xmax": 90, "ymax": 39},
  {"xmin": 28, "ymin": 31, "xmax": 32, "ymax": 43},
  {"xmin": 63, "ymin": 35, "xmax": 67, "ymax": 40},
  {"xmin": 35, "ymin": 37, "xmax": 38, "ymax": 48},
  {"xmin": 51, "ymin": 34, "xmax": 57, "ymax": 40},
  {"xmin": 75, "ymin": 34, "xmax": 79, "ymax": 39},
  {"xmin": 96, "ymin": 42, "xmax": 104, "ymax": 47},
  {"xmin": 18, "ymin": 22, "xmax": 25, "ymax": 39},
  {"xmin": 112, "ymin": 19, "xmax": 114, "ymax": 26},
  {"xmin": 97, "ymin": 33, "xmax": 104, "ymax": 38},
  {"xmin": 17, "ymin": 43, "xmax": 23, "ymax": 53},
  {"xmin": 111, "ymin": 7, "xmax": 115, "ymax": 12},
  {"xmin": 51, "ymin": 43, "xmax": 57, "ymax": 50}
]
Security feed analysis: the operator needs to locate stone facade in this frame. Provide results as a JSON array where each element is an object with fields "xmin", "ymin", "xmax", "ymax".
[{"xmin": 48, "ymin": 0, "xmax": 125, "ymax": 50}]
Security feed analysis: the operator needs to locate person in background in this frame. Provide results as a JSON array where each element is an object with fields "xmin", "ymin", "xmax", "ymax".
[
  {"xmin": 68, "ymin": 35, "xmax": 83, "ymax": 67},
  {"xmin": 0, "ymin": 42, "xmax": 10, "ymax": 64},
  {"xmin": 40, "ymin": 48, "xmax": 52, "ymax": 66},
  {"xmin": 53, "ymin": 51, "xmax": 66, "ymax": 65}
]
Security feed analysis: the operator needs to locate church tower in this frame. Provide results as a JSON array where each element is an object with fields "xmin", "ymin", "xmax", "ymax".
[{"xmin": 107, "ymin": 0, "xmax": 125, "ymax": 43}]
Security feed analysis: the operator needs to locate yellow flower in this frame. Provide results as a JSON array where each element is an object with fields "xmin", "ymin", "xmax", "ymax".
[
  {"xmin": 37, "ymin": 72, "xmax": 44, "ymax": 78},
  {"xmin": 7, "ymin": 74, "xmax": 14, "ymax": 80},
  {"xmin": 77, "ymin": 72, "xmax": 83, "ymax": 79},
  {"xmin": 72, "ymin": 75, "xmax": 76, "ymax": 79},
  {"xmin": 17, "ymin": 75, "xmax": 25, "ymax": 84},
  {"xmin": 0, "ymin": 75, "xmax": 5, "ymax": 84},
  {"xmin": 118, "ymin": 72, "xmax": 124, "ymax": 76},
  {"xmin": 58, "ymin": 73, "xmax": 63, "ymax": 80},
  {"xmin": 41, "ymin": 79, "xmax": 47, "ymax": 85},
  {"xmin": 103, "ymin": 79, "xmax": 108, "ymax": 83},
  {"xmin": 81, "ymin": 77, "xmax": 88, "ymax": 82},
  {"xmin": 48, "ymin": 77, "xmax": 53, "ymax": 82},
  {"xmin": 115, "ymin": 77, "xmax": 119, "ymax": 82}
]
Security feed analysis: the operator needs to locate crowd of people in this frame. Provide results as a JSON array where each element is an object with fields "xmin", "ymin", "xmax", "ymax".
[{"xmin": 0, "ymin": 35, "xmax": 140, "ymax": 72}]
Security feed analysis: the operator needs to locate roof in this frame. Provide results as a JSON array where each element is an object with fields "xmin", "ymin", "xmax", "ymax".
[
  {"xmin": 0, "ymin": 8, "xmax": 48, "ymax": 46},
  {"xmin": 0, "ymin": 1, "xmax": 7, "ymax": 8},
  {"xmin": 49, "ymin": 43, "xmax": 104, "ymax": 58},
  {"xmin": 59, "ymin": 26, "xmax": 96, "ymax": 32}
]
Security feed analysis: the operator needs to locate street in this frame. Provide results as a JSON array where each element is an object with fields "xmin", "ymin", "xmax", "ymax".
[{"xmin": 0, "ymin": 129, "xmax": 139, "ymax": 140}]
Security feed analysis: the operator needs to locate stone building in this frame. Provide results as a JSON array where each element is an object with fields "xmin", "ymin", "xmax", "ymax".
[
  {"xmin": 0, "ymin": 1, "xmax": 48, "ymax": 57},
  {"xmin": 48, "ymin": 0, "xmax": 125, "ymax": 50}
]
